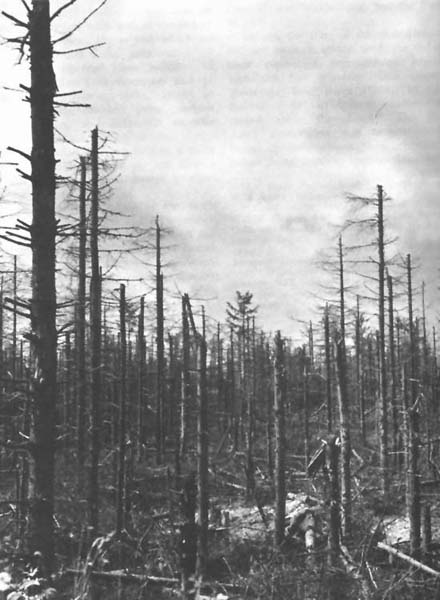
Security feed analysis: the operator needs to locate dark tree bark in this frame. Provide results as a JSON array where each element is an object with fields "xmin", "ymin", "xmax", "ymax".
[
  {"xmin": 27, "ymin": 0, "xmax": 58, "ymax": 575},
  {"xmin": 196, "ymin": 306, "xmax": 209, "ymax": 580},
  {"xmin": 245, "ymin": 317, "xmax": 256, "ymax": 499},
  {"xmin": 135, "ymin": 296, "xmax": 146, "ymax": 461},
  {"xmin": 180, "ymin": 295, "xmax": 190, "ymax": 459},
  {"xmin": 387, "ymin": 273, "xmax": 399, "ymax": 471},
  {"xmin": 76, "ymin": 156, "xmax": 87, "ymax": 486},
  {"xmin": 355, "ymin": 296, "xmax": 366, "ymax": 443},
  {"xmin": 274, "ymin": 331, "xmax": 286, "ymax": 547},
  {"xmin": 12, "ymin": 255, "xmax": 17, "ymax": 380},
  {"xmin": 303, "ymin": 351, "xmax": 310, "ymax": 473},
  {"xmin": 406, "ymin": 253, "xmax": 421, "ymax": 559},
  {"xmin": 326, "ymin": 435, "xmax": 340, "ymax": 566},
  {"xmin": 324, "ymin": 304, "xmax": 333, "ymax": 434},
  {"xmin": 156, "ymin": 217, "xmax": 165, "ymax": 463},
  {"xmin": 377, "ymin": 185, "xmax": 389, "ymax": 495},
  {"xmin": 116, "ymin": 284, "xmax": 127, "ymax": 535},
  {"xmin": 335, "ymin": 335, "xmax": 351, "ymax": 540},
  {"xmin": 89, "ymin": 126, "xmax": 102, "ymax": 536}
]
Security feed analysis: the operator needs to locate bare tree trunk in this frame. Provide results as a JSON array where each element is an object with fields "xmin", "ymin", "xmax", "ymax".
[
  {"xmin": 326, "ymin": 435, "xmax": 340, "ymax": 566},
  {"xmin": 12, "ymin": 255, "xmax": 17, "ymax": 380},
  {"xmin": 387, "ymin": 273, "xmax": 398, "ymax": 471},
  {"xmin": 180, "ymin": 296, "xmax": 190, "ymax": 459},
  {"xmin": 196, "ymin": 307, "xmax": 209, "ymax": 581},
  {"xmin": 335, "ymin": 335, "xmax": 351, "ymax": 540},
  {"xmin": 245, "ymin": 317, "xmax": 256, "ymax": 499},
  {"xmin": 64, "ymin": 332, "xmax": 72, "ymax": 447},
  {"xmin": 274, "ymin": 331, "xmax": 286, "ymax": 547},
  {"xmin": 136, "ymin": 296, "xmax": 145, "ymax": 461},
  {"xmin": 156, "ymin": 217, "xmax": 165, "ymax": 463},
  {"xmin": 336, "ymin": 237, "xmax": 351, "ymax": 538},
  {"xmin": 28, "ymin": 0, "xmax": 58, "ymax": 575},
  {"xmin": 116, "ymin": 284, "xmax": 127, "ymax": 535},
  {"xmin": 230, "ymin": 328, "xmax": 238, "ymax": 452},
  {"xmin": 377, "ymin": 185, "xmax": 388, "ymax": 495},
  {"xmin": 324, "ymin": 304, "xmax": 333, "ymax": 433},
  {"xmin": 89, "ymin": 127, "xmax": 102, "ymax": 536},
  {"xmin": 303, "ymin": 353, "xmax": 310, "ymax": 473},
  {"xmin": 216, "ymin": 323, "xmax": 225, "ymax": 430},
  {"xmin": 76, "ymin": 156, "xmax": 87, "ymax": 486},
  {"xmin": 355, "ymin": 296, "xmax": 366, "ymax": 443},
  {"xmin": 263, "ymin": 340, "xmax": 274, "ymax": 480},
  {"xmin": 406, "ymin": 254, "xmax": 421, "ymax": 559}
]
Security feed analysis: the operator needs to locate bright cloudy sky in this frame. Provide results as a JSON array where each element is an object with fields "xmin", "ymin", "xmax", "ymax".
[{"xmin": 0, "ymin": 0, "xmax": 439, "ymax": 337}]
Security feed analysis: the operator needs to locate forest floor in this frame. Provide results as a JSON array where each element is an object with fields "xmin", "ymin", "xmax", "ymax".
[{"xmin": 2, "ymin": 447, "xmax": 440, "ymax": 599}]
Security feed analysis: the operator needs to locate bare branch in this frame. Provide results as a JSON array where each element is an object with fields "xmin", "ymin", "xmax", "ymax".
[
  {"xmin": 1, "ymin": 11, "xmax": 28, "ymax": 28},
  {"xmin": 20, "ymin": 0, "xmax": 31, "ymax": 13},
  {"xmin": 16, "ymin": 168, "xmax": 32, "ymax": 182},
  {"xmin": 53, "ymin": 0, "xmax": 108, "ymax": 45},
  {"xmin": 54, "ymin": 127, "xmax": 90, "ymax": 152},
  {"xmin": 0, "ymin": 235, "xmax": 31, "ymax": 248},
  {"xmin": 54, "ymin": 42, "xmax": 105, "ymax": 55},
  {"xmin": 53, "ymin": 101, "xmax": 91, "ymax": 108},
  {"xmin": 55, "ymin": 90, "xmax": 83, "ymax": 97},
  {"xmin": 7, "ymin": 146, "xmax": 31, "ymax": 162},
  {"xmin": 50, "ymin": 0, "xmax": 79, "ymax": 22}
]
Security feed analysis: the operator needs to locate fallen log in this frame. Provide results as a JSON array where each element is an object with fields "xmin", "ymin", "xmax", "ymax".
[
  {"xmin": 377, "ymin": 541, "xmax": 440, "ymax": 578},
  {"xmin": 64, "ymin": 569, "xmax": 178, "ymax": 585},
  {"xmin": 63, "ymin": 569, "xmax": 244, "ymax": 593}
]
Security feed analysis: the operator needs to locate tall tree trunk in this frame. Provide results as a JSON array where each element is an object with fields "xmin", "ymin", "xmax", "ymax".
[
  {"xmin": 245, "ymin": 317, "xmax": 256, "ymax": 499},
  {"xmin": 136, "ymin": 297, "xmax": 145, "ymax": 461},
  {"xmin": 406, "ymin": 254, "xmax": 421, "ymax": 559},
  {"xmin": 303, "ymin": 351, "xmax": 310, "ymax": 473},
  {"xmin": 76, "ymin": 156, "xmax": 87, "ymax": 486},
  {"xmin": 326, "ymin": 435, "xmax": 340, "ymax": 566},
  {"xmin": 355, "ymin": 296, "xmax": 365, "ymax": 443},
  {"xmin": 264, "ymin": 340, "xmax": 274, "ymax": 480},
  {"xmin": 230, "ymin": 328, "xmax": 238, "ymax": 451},
  {"xmin": 377, "ymin": 184, "xmax": 388, "ymax": 494},
  {"xmin": 335, "ymin": 335, "xmax": 351, "ymax": 540},
  {"xmin": 324, "ymin": 304, "xmax": 332, "ymax": 433},
  {"xmin": 180, "ymin": 295, "xmax": 190, "ymax": 459},
  {"xmin": 387, "ymin": 273, "xmax": 398, "ymax": 471},
  {"xmin": 274, "ymin": 331, "xmax": 286, "ymax": 547},
  {"xmin": 156, "ymin": 217, "xmax": 165, "ymax": 463},
  {"xmin": 89, "ymin": 126, "xmax": 102, "ymax": 536},
  {"xmin": 116, "ymin": 284, "xmax": 127, "ymax": 535},
  {"xmin": 196, "ymin": 307, "xmax": 209, "ymax": 580},
  {"xmin": 12, "ymin": 255, "xmax": 17, "ymax": 380},
  {"xmin": 28, "ymin": 0, "xmax": 58, "ymax": 574}
]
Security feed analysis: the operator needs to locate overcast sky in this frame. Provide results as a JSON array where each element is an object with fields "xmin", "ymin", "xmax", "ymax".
[{"xmin": 0, "ymin": 0, "xmax": 439, "ymax": 338}]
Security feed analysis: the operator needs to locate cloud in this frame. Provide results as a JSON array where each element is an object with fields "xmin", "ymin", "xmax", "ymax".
[{"xmin": 0, "ymin": 0, "xmax": 438, "ymax": 334}]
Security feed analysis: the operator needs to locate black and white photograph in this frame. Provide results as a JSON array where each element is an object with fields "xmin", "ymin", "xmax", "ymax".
[{"xmin": 0, "ymin": 1, "xmax": 439, "ymax": 598}]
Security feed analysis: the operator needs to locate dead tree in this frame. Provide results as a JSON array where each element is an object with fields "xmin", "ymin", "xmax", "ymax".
[
  {"xmin": 136, "ymin": 296, "xmax": 146, "ymax": 461},
  {"xmin": 406, "ymin": 253, "xmax": 421, "ymax": 559},
  {"xmin": 274, "ymin": 331, "xmax": 286, "ymax": 547},
  {"xmin": 180, "ymin": 295, "xmax": 190, "ymax": 460},
  {"xmin": 245, "ymin": 316, "xmax": 256, "ymax": 499},
  {"xmin": 335, "ymin": 333, "xmax": 351, "ymax": 540},
  {"xmin": 324, "ymin": 304, "xmax": 333, "ymax": 433},
  {"xmin": 335, "ymin": 238, "xmax": 351, "ymax": 539},
  {"xmin": 89, "ymin": 126, "xmax": 102, "ymax": 536},
  {"xmin": 116, "ymin": 284, "xmax": 127, "ymax": 535},
  {"xmin": 27, "ymin": 0, "xmax": 58, "ymax": 574},
  {"xmin": 387, "ymin": 272, "xmax": 399, "ymax": 471},
  {"xmin": 156, "ymin": 216, "xmax": 165, "ymax": 463},
  {"xmin": 76, "ymin": 156, "xmax": 87, "ymax": 487},
  {"xmin": 376, "ymin": 185, "xmax": 389, "ymax": 495},
  {"xmin": 326, "ymin": 436, "xmax": 340, "ymax": 566},
  {"xmin": 184, "ymin": 296, "xmax": 209, "ymax": 581}
]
